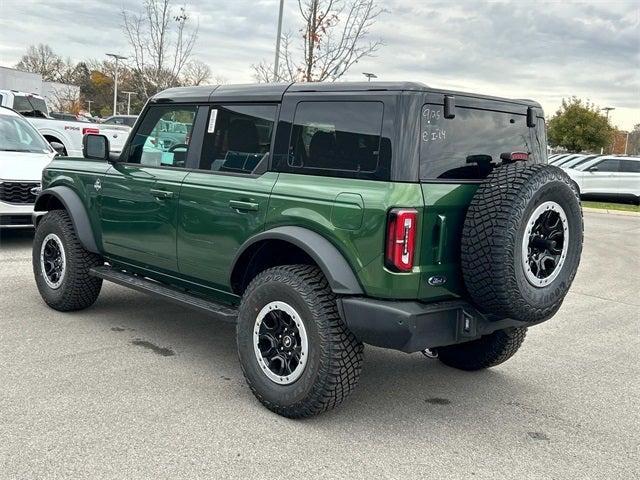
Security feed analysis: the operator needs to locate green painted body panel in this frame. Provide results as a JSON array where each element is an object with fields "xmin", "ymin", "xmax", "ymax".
[
  {"xmin": 417, "ymin": 183, "xmax": 478, "ymax": 301},
  {"xmin": 41, "ymin": 157, "xmax": 111, "ymax": 248},
  {"xmin": 267, "ymin": 173, "xmax": 425, "ymax": 299},
  {"xmin": 100, "ymin": 163, "xmax": 188, "ymax": 272},
  {"xmin": 40, "ymin": 160, "xmax": 477, "ymax": 305},
  {"xmin": 176, "ymin": 171, "xmax": 278, "ymax": 295}
]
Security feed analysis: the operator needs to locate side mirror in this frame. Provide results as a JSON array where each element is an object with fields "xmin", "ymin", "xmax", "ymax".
[
  {"xmin": 587, "ymin": 165, "xmax": 599, "ymax": 172},
  {"xmin": 50, "ymin": 141, "xmax": 66, "ymax": 156},
  {"xmin": 82, "ymin": 134, "xmax": 110, "ymax": 161}
]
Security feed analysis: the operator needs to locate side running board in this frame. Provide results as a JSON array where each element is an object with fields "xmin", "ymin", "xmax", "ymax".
[{"xmin": 90, "ymin": 265, "xmax": 238, "ymax": 322}]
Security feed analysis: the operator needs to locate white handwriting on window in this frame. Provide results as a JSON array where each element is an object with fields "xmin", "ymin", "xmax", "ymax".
[{"xmin": 422, "ymin": 128, "xmax": 446, "ymax": 142}]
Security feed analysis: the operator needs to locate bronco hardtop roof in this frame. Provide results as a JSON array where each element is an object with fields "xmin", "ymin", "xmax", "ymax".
[{"xmin": 151, "ymin": 81, "xmax": 541, "ymax": 108}]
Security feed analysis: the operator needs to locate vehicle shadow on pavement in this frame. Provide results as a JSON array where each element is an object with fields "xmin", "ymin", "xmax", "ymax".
[
  {"xmin": 84, "ymin": 284, "xmax": 536, "ymax": 426},
  {"xmin": 0, "ymin": 228, "xmax": 34, "ymax": 248}
]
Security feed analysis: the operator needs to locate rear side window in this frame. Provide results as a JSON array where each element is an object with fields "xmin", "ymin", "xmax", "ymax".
[
  {"xmin": 199, "ymin": 104, "xmax": 277, "ymax": 174},
  {"xmin": 420, "ymin": 105, "xmax": 545, "ymax": 180},
  {"xmin": 13, "ymin": 95, "xmax": 48, "ymax": 117},
  {"xmin": 619, "ymin": 159, "xmax": 640, "ymax": 173},
  {"xmin": 280, "ymin": 101, "xmax": 388, "ymax": 180}
]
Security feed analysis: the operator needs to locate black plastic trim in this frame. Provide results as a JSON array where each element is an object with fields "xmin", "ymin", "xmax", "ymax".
[
  {"xmin": 33, "ymin": 186, "xmax": 99, "ymax": 253},
  {"xmin": 91, "ymin": 265, "xmax": 238, "ymax": 321},
  {"xmin": 232, "ymin": 226, "xmax": 364, "ymax": 295},
  {"xmin": 339, "ymin": 297, "xmax": 532, "ymax": 353}
]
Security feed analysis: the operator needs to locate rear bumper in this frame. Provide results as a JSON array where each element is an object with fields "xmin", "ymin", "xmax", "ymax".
[{"xmin": 338, "ymin": 297, "xmax": 531, "ymax": 353}]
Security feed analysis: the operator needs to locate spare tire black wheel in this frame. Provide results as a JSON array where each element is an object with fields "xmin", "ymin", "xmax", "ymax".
[{"xmin": 461, "ymin": 163, "xmax": 583, "ymax": 323}]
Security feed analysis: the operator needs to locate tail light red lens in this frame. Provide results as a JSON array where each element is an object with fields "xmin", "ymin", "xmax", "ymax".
[
  {"xmin": 83, "ymin": 127, "xmax": 100, "ymax": 135},
  {"xmin": 385, "ymin": 208, "xmax": 418, "ymax": 272}
]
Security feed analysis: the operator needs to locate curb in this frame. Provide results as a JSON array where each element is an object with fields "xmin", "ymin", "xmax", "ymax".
[{"xmin": 583, "ymin": 207, "xmax": 640, "ymax": 217}]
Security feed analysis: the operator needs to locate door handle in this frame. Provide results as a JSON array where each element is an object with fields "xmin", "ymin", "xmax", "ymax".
[
  {"xmin": 229, "ymin": 200, "xmax": 259, "ymax": 212},
  {"xmin": 150, "ymin": 188, "xmax": 174, "ymax": 199}
]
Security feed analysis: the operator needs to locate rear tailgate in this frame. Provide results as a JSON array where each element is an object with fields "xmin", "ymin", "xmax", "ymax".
[
  {"xmin": 416, "ymin": 98, "xmax": 546, "ymax": 302},
  {"xmin": 418, "ymin": 183, "xmax": 479, "ymax": 301}
]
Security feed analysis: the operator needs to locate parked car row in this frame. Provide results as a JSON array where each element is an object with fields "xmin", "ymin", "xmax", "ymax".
[{"xmin": 548, "ymin": 153, "xmax": 639, "ymax": 204}]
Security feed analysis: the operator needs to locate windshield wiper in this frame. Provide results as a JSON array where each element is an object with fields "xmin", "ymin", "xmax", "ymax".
[{"xmin": 0, "ymin": 148, "xmax": 37, "ymax": 152}]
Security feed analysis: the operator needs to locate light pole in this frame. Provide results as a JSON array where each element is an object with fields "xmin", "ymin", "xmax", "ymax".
[
  {"xmin": 122, "ymin": 91, "xmax": 135, "ymax": 115},
  {"xmin": 86, "ymin": 100, "xmax": 93, "ymax": 116},
  {"xmin": 624, "ymin": 131, "xmax": 629, "ymax": 155},
  {"xmin": 362, "ymin": 72, "xmax": 377, "ymax": 82},
  {"xmin": 602, "ymin": 106, "xmax": 615, "ymax": 121},
  {"xmin": 106, "ymin": 53, "xmax": 127, "ymax": 116},
  {"xmin": 601, "ymin": 107, "xmax": 615, "ymax": 154},
  {"xmin": 273, "ymin": 0, "xmax": 285, "ymax": 82}
]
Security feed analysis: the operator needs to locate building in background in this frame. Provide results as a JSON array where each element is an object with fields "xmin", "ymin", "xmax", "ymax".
[{"xmin": 0, "ymin": 66, "xmax": 79, "ymax": 112}]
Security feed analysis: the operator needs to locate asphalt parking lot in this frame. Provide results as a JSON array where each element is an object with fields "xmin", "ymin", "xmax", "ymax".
[{"xmin": 0, "ymin": 211, "xmax": 638, "ymax": 480}]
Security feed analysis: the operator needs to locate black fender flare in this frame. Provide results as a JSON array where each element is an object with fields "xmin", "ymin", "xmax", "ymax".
[
  {"xmin": 33, "ymin": 186, "xmax": 99, "ymax": 253},
  {"xmin": 231, "ymin": 226, "xmax": 364, "ymax": 295}
]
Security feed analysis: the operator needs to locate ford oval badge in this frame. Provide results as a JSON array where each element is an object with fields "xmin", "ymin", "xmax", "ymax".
[{"xmin": 428, "ymin": 275, "xmax": 447, "ymax": 286}]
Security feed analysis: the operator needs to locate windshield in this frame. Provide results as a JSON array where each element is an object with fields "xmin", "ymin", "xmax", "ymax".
[
  {"xmin": 420, "ymin": 105, "xmax": 546, "ymax": 180},
  {"xmin": 0, "ymin": 114, "xmax": 51, "ymax": 153},
  {"xmin": 13, "ymin": 95, "xmax": 49, "ymax": 117}
]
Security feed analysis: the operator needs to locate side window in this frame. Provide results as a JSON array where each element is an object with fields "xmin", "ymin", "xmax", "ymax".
[
  {"xmin": 619, "ymin": 160, "xmax": 640, "ymax": 173},
  {"xmin": 198, "ymin": 104, "xmax": 277, "ymax": 174},
  {"xmin": 282, "ymin": 101, "xmax": 386, "ymax": 179},
  {"xmin": 125, "ymin": 106, "xmax": 197, "ymax": 168},
  {"xmin": 594, "ymin": 159, "xmax": 619, "ymax": 172}
]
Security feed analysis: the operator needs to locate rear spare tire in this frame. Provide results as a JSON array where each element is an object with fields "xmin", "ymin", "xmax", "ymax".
[{"xmin": 461, "ymin": 163, "xmax": 583, "ymax": 323}]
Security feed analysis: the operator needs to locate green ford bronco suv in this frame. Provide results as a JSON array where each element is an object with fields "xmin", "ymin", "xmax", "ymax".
[{"xmin": 32, "ymin": 82, "xmax": 583, "ymax": 418}]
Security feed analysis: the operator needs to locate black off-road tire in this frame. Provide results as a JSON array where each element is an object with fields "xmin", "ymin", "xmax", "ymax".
[
  {"xmin": 236, "ymin": 265, "xmax": 364, "ymax": 418},
  {"xmin": 462, "ymin": 163, "xmax": 583, "ymax": 323},
  {"xmin": 33, "ymin": 210, "xmax": 103, "ymax": 311},
  {"xmin": 438, "ymin": 327, "xmax": 527, "ymax": 371}
]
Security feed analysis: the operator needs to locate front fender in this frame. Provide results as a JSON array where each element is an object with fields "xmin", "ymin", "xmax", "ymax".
[
  {"xmin": 33, "ymin": 186, "xmax": 99, "ymax": 253},
  {"xmin": 232, "ymin": 226, "xmax": 364, "ymax": 295}
]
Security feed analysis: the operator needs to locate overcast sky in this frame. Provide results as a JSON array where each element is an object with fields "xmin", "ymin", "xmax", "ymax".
[{"xmin": 0, "ymin": 0, "xmax": 638, "ymax": 129}]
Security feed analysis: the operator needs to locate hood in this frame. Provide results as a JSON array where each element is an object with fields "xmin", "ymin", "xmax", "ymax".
[{"xmin": 0, "ymin": 150, "xmax": 56, "ymax": 182}]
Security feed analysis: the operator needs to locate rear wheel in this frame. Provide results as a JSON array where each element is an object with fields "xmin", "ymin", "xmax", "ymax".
[
  {"xmin": 236, "ymin": 265, "xmax": 363, "ymax": 418},
  {"xmin": 438, "ymin": 327, "xmax": 527, "ymax": 371},
  {"xmin": 33, "ymin": 210, "xmax": 103, "ymax": 311}
]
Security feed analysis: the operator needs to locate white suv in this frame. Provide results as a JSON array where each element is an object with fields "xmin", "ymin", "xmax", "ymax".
[
  {"xmin": 0, "ymin": 107, "xmax": 56, "ymax": 227},
  {"xmin": 565, "ymin": 155, "xmax": 640, "ymax": 204}
]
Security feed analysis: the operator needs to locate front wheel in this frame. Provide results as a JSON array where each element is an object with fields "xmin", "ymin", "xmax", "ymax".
[
  {"xmin": 32, "ymin": 210, "xmax": 103, "ymax": 311},
  {"xmin": 236, "ymin": 265, "xmax": 364, "ymax": 418}
]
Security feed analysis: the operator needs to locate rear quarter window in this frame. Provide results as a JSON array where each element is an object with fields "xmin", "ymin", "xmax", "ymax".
[
  {"xmin": 277, "ymin": 101, "xmax": 390, "ymax": 180},
  {"xmin": 619, "ymin": 159, "xmax": 640, "ymax": 173},
  {"xmin": 419, "ymin": 105, "xmax": 545, "ymax": 181}
]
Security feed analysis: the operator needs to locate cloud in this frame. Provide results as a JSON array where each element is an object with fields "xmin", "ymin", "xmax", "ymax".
[{"xmin": 0, "ymin": 0, "xmax": 637, "ymax": 128}]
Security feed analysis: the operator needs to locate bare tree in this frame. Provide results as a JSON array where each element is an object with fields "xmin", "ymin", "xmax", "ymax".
[
  {"xmin": 182, "ymin": 60, "xmax": 211, "ymax": 86},
  {"xmin": 253, "ymin": 0, "xmax": 384, "ymax": 82},
  {"xmin": 15, "ymin": 44, "xmax": 64, "ymax": 81},
  {"xmin": 122, "ymin": 0, "xmax": 199, "ymax": 96},
  {"xmin": 212, "ymin": 74, "xmax": 229, "ymax": 85}
]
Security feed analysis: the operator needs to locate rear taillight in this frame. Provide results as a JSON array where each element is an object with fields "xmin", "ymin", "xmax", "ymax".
[
  {"xmin": 83, "ymin": 127, "xmax": 100, "ymax": 135},
  {"xmin": 385, "ymin": 208, "xmax": 418, "ymax": 272}
]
